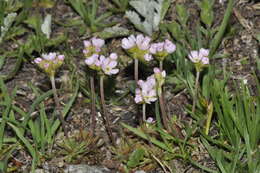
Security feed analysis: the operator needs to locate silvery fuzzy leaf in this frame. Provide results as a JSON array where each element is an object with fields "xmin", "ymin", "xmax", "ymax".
[
  {"xmin": 41, "ymin": 14, "xmax": 52, "ymax": 39},
  {"xmin": 95, "ymin": 26, "xmax": 130, "ymax": 39},
  {"xmin": 126, "ymin": 11, "xmax": 150, "ymax": 35},
  {"xmin": 125, "ymin": 0, "xmax": 170, "ymax": 36},
  {"xmin": 129, "ymin": 0, "xmax": 153, "ymax": 19}
]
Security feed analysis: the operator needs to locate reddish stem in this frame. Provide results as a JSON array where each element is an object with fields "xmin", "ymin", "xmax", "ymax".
[
  {"xmin": 100, "ymin": 75, "xmax": 116, "ymax": 145},
  {"xmin": 90, "ymin": 75, "xmax": 96, "ymax": 134}
]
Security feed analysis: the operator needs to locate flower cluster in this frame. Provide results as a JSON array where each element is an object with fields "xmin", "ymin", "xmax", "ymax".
[
  {"xmin": 150, "ymin": 39, "xmax": 176, "ymax": 61},
  {"xmin": 85, "ymin": 53, "xmax": 119, "ymax": 75},
  {"xmin": 34, "ymin": 52, "xmax": 64, "ymax": 76},
  {"xmin": 188, "ymin": 48, "xmax": 209, "ymax": 71},
  {"xmin": 83, "ymin": 37, "xmax": 119, "ymax": 75},
  {"xmin": 134, "ymin": 67, "xmax": 167, "ymax": 104},
  {"xmin": 83, "ymin": 37, "xmax": 105, "ymax": 57},
  {"xmin": 122, "ymin": 34, "xmax": 153, "ymax": 62},
  {"xmin": 135, "ymin": 75, "xmax": 157, "ymax": 104}
]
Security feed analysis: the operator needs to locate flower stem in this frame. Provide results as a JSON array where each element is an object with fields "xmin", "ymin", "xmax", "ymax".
[
  {"xmin": 100, "ymin": 75, "xmax": 115, "ymax": 145},
  {"xmin": 90, "ymin": 75, "xmax": 96, "ymax": 134},
  {"xmin": 142, "ymin": 103, "xmax": 146, "ymax": 122},
  {"xmin": 158, "ymin": 93, "xmax": 169, "ymax": 131},
  {"xmin": 192, "ymin": 71, "xmax": 200, "ymax": 113},
  {"xmin": 159, "ymin": 61, "xmax": 163, "ymax": 71},
  {"xmin": 134, "ymin": 59, "xmax": 139, "ymax": 84},
  {"xmin": 50, "ymin": 75, "xmax": 68, "ymax": 137}
]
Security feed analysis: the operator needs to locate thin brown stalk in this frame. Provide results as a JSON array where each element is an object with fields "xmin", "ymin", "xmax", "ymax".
[
  {"xmin": 90, "ymin": 75, "xmax": 96, "ymax": 134},
  {"xmin": 50, "ymin": 75, "xmax": 68, "ymax": 137},
  {"xmin": 192, "ymin": 71, "xmax": 200, "ymax": 113},
  {"xmin": 158, "ymin": 94, "xmax": 169, "ymax": 131},
  {"xmin": 100, "ymin": 75, "xmax": 115, "ymax": 145}
]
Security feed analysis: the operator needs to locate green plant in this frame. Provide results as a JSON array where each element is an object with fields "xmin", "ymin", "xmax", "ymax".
[
  {"xmin": 0, "ymin": 76, "xmax": 79, "ymax": 172},
  {"xmin": 108, "ymin": 0, "xmax": 129, "ymax": 13},
  {"xmin": 57, "ymin": 130, "xmax": 101, "ymax": 163},
  {"xmin": 201, "ymin": 78, "xmax": 260, "ymax": 173},
  {"xmin": 67, "ymin": 0, "xmax": 115, "ymax": 32}
]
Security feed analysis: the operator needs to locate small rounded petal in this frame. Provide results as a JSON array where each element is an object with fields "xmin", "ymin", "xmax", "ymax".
[
  {"xmin": 95, "ymin": 59, "xmax": 102, "ymax": 66},
  {"xmin": 108, "ymin": 60, "xmax": 117, "ymax": 68},
  {"xmin": 138, "ymin": 36, "xmax": 151, "ymax": 50},
  {"xmin": 109, "ymin": 53, "xmax": 118, "ymax": 60},
  {"xmin": 122, "ymin": 38, "xmax": 134, "ymax": 49},
  {"xmin": 153, "ymin": 67, "xmax": 160, "ymax": 74},
  {"xmin": 110, "ymin": 68, "xmax": 119, "ymax": 74},
  {"xmin": 157, "ymin": 42, "xmax": 164, "ymax": 52},
  {"xmin": 85, "ymin": 54, "xmax": 98, "ymax": 65},
  {"xmin": 188, "ymin": 51, "xmax": 200, "ymax": 63},
  {"xmin": 91, "ymin": 37, "xmax": 105, "ymax": 48},
  {"xmin": 136, "ymin": 34, "xmax": 145, "ymax": 46},
  {"xmin": 164, "ymin": 40, "xmax": 176, "ymax": 53},
  {"xmin": 146, "ymin": 117, "xmax": 155, "ymax": 123},
  {"xmin": 201, "ymin": 57, "xmax": 209, "ymax": 65},
  {"xmin": 58, "ymin": 55, "xmax": 65, "ymax": 61},
  {"xmin": 144, "ymin": 53, "xmax": 152, "ymax": 61},
  {"xmin": 83, "ymin": 40, "xmax": 91, "ymax": 48},
  {"xmin": 149, "ymin": 44, "xmax": 158, "ymax": 54},
  {"xmin": 137, "ymin": 80, "xmax": 145, "ymax": 87},
  {"xmin": 34, "ymin": 58, "xmax": 42, "ymax": 64},
  {"xmin": 99, "ymin": 55, "xmax": 106, "ymax": 64},
  {"xmin": 48, "ymin": 52, "xmax": 57, "ymax": 60},
  {"xmin": 199, "ymin": 48, "xmax": 209, "ymax": 57},
  {"xmin": 161, "ymin": 71, "xmax": 166, "ymax": 77}
]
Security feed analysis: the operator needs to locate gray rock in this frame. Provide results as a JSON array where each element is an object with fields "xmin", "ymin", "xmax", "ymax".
[{"xmin": 64, "ymin": 164, "xmax": 111, "ymax": 173}]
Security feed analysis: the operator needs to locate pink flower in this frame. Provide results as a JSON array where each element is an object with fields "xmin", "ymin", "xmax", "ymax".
[
  {"xmin": 83, "ymin": 40, "xmax": 91, "ymax": 48},
  {"xmin": 85, "ymin": 54, "xmax": 99, "ymax": 66},
  {"xmin": 146, "ymin": 117, "xmax": 155, "ymax": 123},
  {"xmin": 136, "ymin": 35, "xmax": 151, "ymax": 50},
  {"xmin": 135, "ymin": 75, "xmax": 157, "ymax": 104},
  {"xmin": 101, "ymin": 53, "xmax": 119, "ymax": 75},
  {"xmin": 91, "ymin": 37, "xmax": 105, "ymax": 48},
  {"xmin": 153, "ymin": 67, "xmax": 166, "ymax": 78},
  {"xmin": 199, "ymin": 48, "xmax": 209, "ymax": 57},
  {"xmin": 109, "ymin": 53, "xmax": 118, "ymax": 60},
  {"xmin": 201, "ymin": 57, "xmax": 209, "ymax": 65},
  {"xmin": 42, "ymin": 52, "xmax": 56, "ymax": 60},
  {"xmin": 188, "ymin": 48, "xmax": 209, "ymax": 65},
  {"xmin": 164, "ymin": 39, "xmax": 176, "ymax": 53},
  {"xmin": 121, "ymin": 35, "xmax": 136, "ymax": 49},
  {"xmin": 34, "ymin": 58, "xmax": 42, "ymax": 64},
  {"xmin": 134, "ymin": 88, "xmax": 143, "ymax": 103},
  {"xmin": 58, "ymin": 55, "xmax": 65, "ymax": 61},
  {"xmin": 150, "ymin": 40, "xmax": 176, "ymax": 55},
  {"xmin": 188, "ymin": 51, "xmax": 201, "ymax": 63}
]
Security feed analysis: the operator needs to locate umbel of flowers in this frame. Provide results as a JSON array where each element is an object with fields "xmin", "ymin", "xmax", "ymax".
[
  {"xmin": 34, "ymin": 52, "xmax": 67, "ymax": 136},
  {"xmin": 122, "ymin": 34, "xmax": 153, "ymax": 62},
  {"xmin": 150, "ymin": 39, "xmax": 176, "ymax": 69},
  {"xmin": 84, "ymin": 37, "xmax": 119, "ymax": 75},
  {"xmin": 34, "ymin": 52, "xmax": 64, "ymax": 77},
  {"xmin": 134, "ymin": 67, "xmax": 166, "ymax": 122},
  {"xmin": 188, "ymin": 48, "xmax": 209, "ymax": 72}
]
